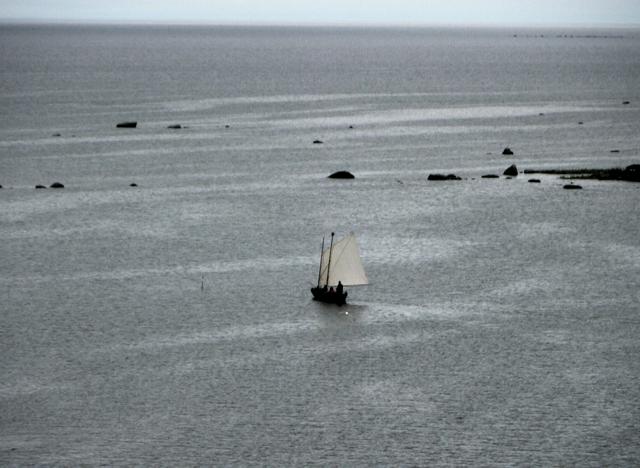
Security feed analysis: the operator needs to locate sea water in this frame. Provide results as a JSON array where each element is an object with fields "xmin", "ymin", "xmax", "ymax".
[{"xmin": 1, "ymin": 24, "xmax": 640, "ymax": 465}]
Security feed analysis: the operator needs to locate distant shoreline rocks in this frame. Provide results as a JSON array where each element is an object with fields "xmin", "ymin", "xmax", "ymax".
[{"xmin": 524, "ymin": 165, "xmax": 640, "ymax": 182}]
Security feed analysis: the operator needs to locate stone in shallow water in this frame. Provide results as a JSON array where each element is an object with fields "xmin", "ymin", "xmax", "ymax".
[
  {"xmin": 116, "ymin": 121, "xmax": 137, "ymax": 128},
  {"xmin": 503, "ymin": 164, "xmax": 518, "ymax": 176},
  {"xmin": 427, "ymin": 173, "xmax": 461, "ymax": 181},
  {"xmin": 328, "ymin": 171, "xmax": 355, "ymax": 179}
]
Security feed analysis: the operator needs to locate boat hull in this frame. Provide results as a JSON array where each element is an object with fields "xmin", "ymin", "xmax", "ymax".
[{"xmin": 311, "ymin": 287, "xmax": 348, "ymax": 305}]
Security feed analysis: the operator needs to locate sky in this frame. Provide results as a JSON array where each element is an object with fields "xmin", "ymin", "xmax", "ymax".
[{"xmin": 1, "ymin": 0, "xmax": 639, "ymax": 26}]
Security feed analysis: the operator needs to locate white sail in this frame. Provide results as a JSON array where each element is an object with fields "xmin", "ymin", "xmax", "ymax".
[{"xmin": 318, "ymin": 233, "xmax": 368, "ymax": 287}]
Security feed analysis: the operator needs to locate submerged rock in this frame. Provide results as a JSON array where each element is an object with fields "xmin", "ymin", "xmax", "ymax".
[
  {"xmin": 130, "ymin": 183, "xmax": 138, "ymax": 187},
  {"xmin": 50, "ymin": 182, "xmax": 64, "ymax": 188},
  {"xmin": 313, "ymin": 140, "xmax": 323, "ymax": 144},
  {"xmin": 35, "ymin": 185, "xmax": 46, "ymax": 189},
  {"xmin": 481, "ymin": 174, "xmax": 500, "ymax": 179},
  {"xmin": 623, "ymin": 101, "xmax": 630, "ymax": 105},
  {"xmin": 116, "ymin": 121, "xmax": 137, "ymax": 128},
  {"xmin": 328, "ymin": 171, "xmax": 355, "ymax": 179},
  {"xmin": 563, "ymin": 184, "xmax": 582, "ymax": 190},
  {"xmin": 167, "ymin": 124, "xmax": 182, "ymax": 129},
  {"xmin": 428, "ymin": 173, "xmax": 461, "ymax": 181},
  {"xmin": 503, "ymin": 164, "xmax": 518, "ymax": 177},
  {"xmin": 528, "ymin": 179, "xmax": 541, "ymax": 183},
  {"xmin": 502, "ymin": 147, "xmax": 514, "ymax": 155},
  {"xmin": 52, "ymin": 133, "xmax": 61, "ymax": 137}
]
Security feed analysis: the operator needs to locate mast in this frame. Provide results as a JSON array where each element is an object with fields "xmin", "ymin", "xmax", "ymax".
[
  {"xmin": 325, "ymin": 232, "xmax": 335, "ymax": 288},
  {"xmin": 316, "ymin": 236, "xmax": 325, "ymax": 288}
]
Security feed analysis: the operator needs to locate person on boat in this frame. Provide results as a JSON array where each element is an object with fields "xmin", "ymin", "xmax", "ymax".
[{"xmin": 336, "ymin": 281, "xmax": 343, "ymax": 295}]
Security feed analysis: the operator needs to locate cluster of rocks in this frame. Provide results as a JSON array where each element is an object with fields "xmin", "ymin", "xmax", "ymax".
[
  {"xmin": 117, "ymin": 122, "xmax": 192, "ymax": 130},
  {"xmin": 35, "ymin": 182, "xmax": 64, "ymax": 189}
]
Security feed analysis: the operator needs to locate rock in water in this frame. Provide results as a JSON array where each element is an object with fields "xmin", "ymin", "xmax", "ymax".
[
  {"xmin": 116, "ymin": 122, "xmax": 137, "ymax": 128},
  {"xmin": 481, "ymin": 174, "xmax": 500, "ymax": 179},
  {"xmin": 502, "ymin": 147, "xmax": 514, "ymax": 155},
  {"xmin": 50, "ymin": 182, "xmax": 64, "ymax": 188},
  {"xmin": 623, "ymin": 164, "xmax": 640, "ymax": 181},
  {"xmin": 563, "ymin": 184, "xmax": 582, "ymax": 190},
  {"xmin": 428, "ymin": 174, "xmax": 461, "ymax": 181},
  {"xmin": 130, "ymin": 183, "xmax": 138, "ymax": 187},
  {"xmin": 167, "ymin": 124, "xmax": 182, "ymax": 129},
  {"xmin": 328, "ymin": 171, "xmax": 355, "ymax": 179},
  {"xmin": 313, "ymin": 140, "xmax": 323, "ymax": 144},
  {"xmin": 503, "ymin": 164, "xmax": 518, "ymax": 177},
  {"xmin": 35, "ymin": 185, "xmax": 46, "ymax": 189},
  {"xmin": 528, "ymin": 179, "xmax": 541, "ymax": 183}
]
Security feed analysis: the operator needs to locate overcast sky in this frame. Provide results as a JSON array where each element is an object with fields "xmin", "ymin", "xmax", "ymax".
[{"xmin": 1, "ymin": 0, "xmax": 639, "ymax": 26}]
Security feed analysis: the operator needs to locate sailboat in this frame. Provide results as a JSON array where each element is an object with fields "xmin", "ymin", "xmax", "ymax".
[{"xmin": 311, "ymin": 232, "xmax": 368, "ymax": 305}]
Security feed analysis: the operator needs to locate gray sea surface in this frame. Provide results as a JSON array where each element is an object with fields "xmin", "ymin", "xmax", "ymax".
[{"xmin": 1, "ymin": 24, "xmax": 640, "ymax": 466}]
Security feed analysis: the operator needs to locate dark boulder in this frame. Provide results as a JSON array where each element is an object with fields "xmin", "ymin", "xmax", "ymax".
[
  {"xmin": 623, "ymin": 164, "xmax": 640, "ymax": 181},
  {"xmin": 116, "ymin": 121, "xmax": 137, "ymax": 128},
  {"xmin": 130, "ymin": 183, "xmax": 138, "ymax": 187},
  {"xmin": 503, "ymin": 164, "xmax": 518, "ymax": 177},
  {"xmin": 35, "ymin": 185, "xmax": 46, "ymax": 189},
  {"xmin": 610, "ymin": 149, "xmax": 620, "ymax": 153},
  {"xmin": 328, "ymin": 171, "xmax": 355, "ymax": 179},
  {"xmin": 50, "ymin": 182, "xmax": 64, "ymax": 188},
  {"xmin": 167, "ymin": 124, "xmax": 182, "ymax": 129},
  {"xmin": 481, "ymin": 174, "xmax": 500, "ymax": 179},
  {"xmin": 563, "ymin": 184, "xmax": 582, "ymax": 190},
  {"xmin": 502, "ymin": 147, "xmax": 514, "ymax": 155},
  {"xmin": 428, "ymin": 173, "xmax": 461, "ymax": 181},
  {"xmin": 528, "ymin": 179, "xmax": 541, "ymax": 183},
  {"xmin": 313, "ymin": 140, "xmax": 323, "ymax": 144},
  {"xmin": 623, "ymin": 101, "xmax": 630, "ymax": 105}
]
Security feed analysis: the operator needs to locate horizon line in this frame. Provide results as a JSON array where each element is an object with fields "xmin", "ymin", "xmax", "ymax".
[{"xmin": 1, "ymin": 18, "xmax": 640, "ymax": 29}]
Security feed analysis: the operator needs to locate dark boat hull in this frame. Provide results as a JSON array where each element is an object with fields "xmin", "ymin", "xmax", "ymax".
[{"xmin": 311, "ymin": 287, "xmax": 348, "ymax": 305}]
